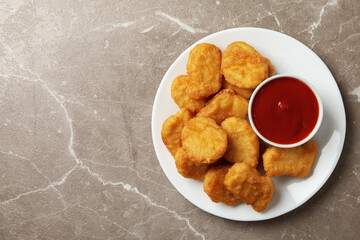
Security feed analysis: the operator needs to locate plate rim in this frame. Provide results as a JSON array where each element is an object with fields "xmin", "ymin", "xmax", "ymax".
[{"xmin": 151, "ymin": 27, "xmax": 346, "ymax": 221}]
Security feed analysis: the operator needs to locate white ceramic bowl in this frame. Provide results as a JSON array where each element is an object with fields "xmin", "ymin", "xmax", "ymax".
[{"xmin": 248, "ymin": 74, "xmax": 323, "ymax": 148}]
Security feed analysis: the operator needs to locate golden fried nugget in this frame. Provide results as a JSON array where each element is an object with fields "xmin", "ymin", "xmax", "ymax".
[
  {"xmin": 181, "ymin": 117, "xmax": 227, "ymax": 165},
  {"xmin": 221, "ymin": 80, "xmax": 254, "ymax": 99},
  {"xmin": 221, "ymin": 41, "xmax": 268, "ymax": 89},
  {"xmin": 186, "ymin": 43, "xmax": 222, "ymax": 99},
  {"xmin": 175, "ymin": 148, "xmax": 210, "ymax": 180},
  {"xmin": 204, "ymin": 164, "xmax": 242, "ymax": 206},
  {"xmin": 224, "ymin": 162, "xmax": 274, "ymax": 212},
  {"xmin": 265, "ymin": 58, "xmax": 275, "ymax": 77},
  {"xmin": 196, "ymin": 89, "xmax": 248, "ymax": 125},
  {"xmin": 263, "ymin": 141, "xmax": 318, "ymax": 178},
  {"xmin": 171, "ymin": 75, "xmax": 206, "ymax": 114},
  {"xmin": 221, "ymin": 117, "xmax": 259, "ymax": 167},
  {"xmin": 161, "ymin": 108, "xmax": 193, "ymax": 157}
]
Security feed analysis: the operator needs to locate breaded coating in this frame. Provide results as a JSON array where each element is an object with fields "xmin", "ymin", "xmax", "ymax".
[
  {"xmin": 196, "ymin": 89, "xmax": 248, "ymax": 125},
  {"xmin": 221, "ymin": 117, "xmax": 259, "ymax": 167},
  {"xmin": 186, "ymin": 43, "xmax": 222, "ymax": 99},
  {"xmin": 263, "ymin": 141, "xmax": 318, "ymax": 178},
  {"xmin": 221, "ymin": 41, "xmax": 268, "ymax": 89},
  {"xmin": 203, "ymin": 164, "xmax": 242, "ymax": 206},
  {"xmin": 224, "ymin": 162, "xmax": 274, "ymax": 212},
  {"xmin": 175, "ymin": 148, "xmax": 210, "ymax": 180},
  {"xmin": 181, "ymin": 117, "xmax": 227, "ymax": 165},
  {"xmin": 222, "ymin": 80, "xmax": 254, "ymax": 99},
  {"xmin": 265, "ymin": 58, "xmax": 275, "ymax": 77},
  {"xmin": 171, "ymin": 75, "xmax": 206, "ymax": 114},
  {"xmin": 161, "ymin": 108, "xmax": 193, "ymax": 157}
]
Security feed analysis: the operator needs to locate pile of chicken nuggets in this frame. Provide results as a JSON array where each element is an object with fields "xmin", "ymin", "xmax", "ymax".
[{"xmin": 161, "ymin": 42, "xmax": 318, "ymax": 213}]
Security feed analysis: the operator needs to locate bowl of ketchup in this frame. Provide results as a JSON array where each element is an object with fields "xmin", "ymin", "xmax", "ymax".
[{"xmin": 248, "ymin": 74, "xmax": 323, "ymax": 148}]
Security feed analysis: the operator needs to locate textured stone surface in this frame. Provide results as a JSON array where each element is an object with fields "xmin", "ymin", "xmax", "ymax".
[{"xmin": 0, "ymin": 0, "xmax": 359, "ymax": 239}]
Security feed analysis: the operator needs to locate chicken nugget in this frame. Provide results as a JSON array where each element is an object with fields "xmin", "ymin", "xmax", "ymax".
[
  {"xmin": 186, "ymin": 43, "xmax": 222, "ymax": 99},
  {"xmin": 196, "ymin": 89, "xmax": 248, "ymax": 125},
  {"xmin": 181, "ymin": 117, "xmax": 227, "ymax": 165},
  {"xmin": 221, "ymin": 117, "xmax": 259, "ymax": 167},
  {"xmin": 222, "ymin": 80, "xmax": 254, "ymax": 99},
  {"xmin": 171, "ymin": 75, "xmax": 206, "ymax": 114},
  {"xmin": 224, "ymin": 162, "xmax": 274, "ymax": 212},
  {"xmin": 161, "ymin": 108, "xmax": 193, "ymax": 157},
  {"xmin": 263, "ymin": 141, "xmax": 317, "ymax": 178},
  {"xmin": 265, "ymin": 58, "xmax": 275, "ymax": 77},
  {"xmin": 204, "ymin": 164, "xmax": 242, "ymax": 206},
  {"xmin": 175, "ymin": 148, "xmax": 210, "ymax": 180},
  {"xmin": 221, "ymin": 41, "xmax": 268, "ymax": 89}
]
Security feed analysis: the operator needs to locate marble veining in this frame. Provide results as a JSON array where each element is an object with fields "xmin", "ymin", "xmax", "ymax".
[{"xmin": 0, "ymin": 0, "xmax": 359, "ymax": 239}]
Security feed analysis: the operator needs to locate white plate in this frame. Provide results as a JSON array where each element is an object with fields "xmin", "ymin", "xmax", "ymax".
[{"xmin": 151, "ymin": 28, "xmax": 346, "ymax": 221}]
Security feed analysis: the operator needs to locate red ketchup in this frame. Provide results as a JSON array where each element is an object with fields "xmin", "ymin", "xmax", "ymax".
[{"xmin": 251, "ymin": 77, "xmax": 319, "ymax": 144}]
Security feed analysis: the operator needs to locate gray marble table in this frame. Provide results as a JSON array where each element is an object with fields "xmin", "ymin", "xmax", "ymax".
[{"xmin": 0, "ymin": 0, "xmax": 359, "ymax": 239}]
